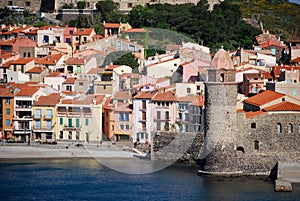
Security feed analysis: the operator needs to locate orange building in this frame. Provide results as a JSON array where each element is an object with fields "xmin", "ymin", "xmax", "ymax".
[{"xmin": 0, "ymin": 85, "xmax": 15, "ymax": 140}]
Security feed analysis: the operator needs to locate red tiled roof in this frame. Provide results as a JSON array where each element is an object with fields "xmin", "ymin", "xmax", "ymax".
[
  {"xmin": 46, "ymin": 72, "xmax": 62, "ymax": 77},
  {"xmin": 13, "ymin": 58, "xmax": 35, "ymax": 65},
  {"xmin": 263, "ymin": 101, "xmax": 300, "ymax": 112},
  {"xmin": 73, "ymin": 28, "xmax": 94, "ymax": 36},
  {"xmin": 36, "ymin": 54, "xmax": 63, "ymax": 65},
  {"xmin": 26, "ymin": 66, "xmax": 47, "ymax": 73},
  {"xmin": 86, "ymin": 68, "xmax": 104, "ymax": 74},
  {"xmin": 243, "ymin": 90, "xmax": 285, "ymax": 106},
  {"xmin": 125, "ymin": 28, "xmax": 146, "ymax": 33},
  {"xmin": 65, "ymin": 58, "xmax": 85, "ymax": 65},
  {"xmin": 103, "ymin": 23, "xmax": 120, "ymax": 28},
  {"xmin": 107, "ymin": 65, "xmax": 121, "ymax": 70},
  {"xmin": 152, "ymin": 91, "xmax": 176, "ymax": 101},
  {"xmin": 113, "ymin": 91, "xmax": 130, "ymax": 100},
  {"xmin": 0, "ymin": 87, "xmax": 15, "ymax": 97},
  {"xmin": 103, "ymin": 96, "xmax": 113, "ymax": 109},
  {"xmin": 34, "ymin": 93, "xmax": 60, "ymax": 106},
  {"xmin": 191, "ymin": 95, "xmax": 204, "ymax": 106},
  {"xmin": 134, "ymin": 92, "xmax": 156, "ymax": 99},
  {"xmin": 1, "ymin": 60, "xmax": 14, "ymax": 68},
  {"xmin": 290, "ymin": 57, "xmax": 300, "ymax": 63},
  {"xmin": 63, "ymin": 77, "xmax": 76, "ymax": 84},
  {"xmin": 0, "ymin": 39, "xmax": 14, "ymax": 46},
  {"xmin": 16, "ymin": 86, "xmax": 40, "ymax": 97}
]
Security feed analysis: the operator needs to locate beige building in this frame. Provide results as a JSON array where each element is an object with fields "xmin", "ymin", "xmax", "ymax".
[{"xmin": 55, "ymin": 94, "xmax": 105, "ymax": 144}]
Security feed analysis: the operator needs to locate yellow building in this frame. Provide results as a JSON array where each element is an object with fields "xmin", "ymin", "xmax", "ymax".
[
  {"xmin": 55, "ymin": 94, "xmax": 105, "ymax": 144},
  {"xmin": 32, "ymin": 93, "xmax": 60, "ymax": 143}
]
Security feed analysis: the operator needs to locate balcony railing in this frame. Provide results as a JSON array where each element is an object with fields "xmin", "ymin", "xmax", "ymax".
[
  {"xmin": 33, "ymin": 126, "xmax": 54, "ymax": 131},
  {"xmin": 15, "ymin": 105, "xmax": 32, "ymax": 110},
  {"xmin": 63, "ymin": 125, "xmax": 81, "ymax": 131},
  {"xmin": 33, "ymin": 115, "xmax": 42, "ymax": 120},
  {"xmin": 13, "ymin": 116, "xmax": 33, "ymax": 120},
  {"xmin": 43, "ymin": 115, "xmax": 53, "ymax": 119}
]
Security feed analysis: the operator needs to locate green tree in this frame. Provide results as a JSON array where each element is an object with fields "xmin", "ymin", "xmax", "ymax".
[
  {"xmin": 77, "ymin": 1, "xmax": 87, "ymax": 9},
  {"xmin": 62, "ymin": 3, "xmax": 74, "ymax": 9},
  {"xmin": 96, "ymin": 0, "xmax": 124, "ymax": 22},
  {"xmin": 114, "ymin": 52, "xmax": 139, "ymax": 69}
]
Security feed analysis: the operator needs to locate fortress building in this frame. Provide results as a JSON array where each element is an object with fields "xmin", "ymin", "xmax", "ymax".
[
  {"xmin": 201, "ymin": 49, "xmax": 300, "ymax": 174},
  {"xmin": 0, "ymin": 0, "xmax": 222, "ymax": 13}
]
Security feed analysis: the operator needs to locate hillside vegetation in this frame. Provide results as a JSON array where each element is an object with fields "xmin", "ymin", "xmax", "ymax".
[{"xmin": 229, "ymin": 0, "xmax": 300, "ymax": 40}]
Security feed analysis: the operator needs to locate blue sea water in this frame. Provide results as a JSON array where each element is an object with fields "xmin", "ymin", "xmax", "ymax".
[{"xmin": 0, "ymin": 158, "xmax": 299, "ymax": 201}]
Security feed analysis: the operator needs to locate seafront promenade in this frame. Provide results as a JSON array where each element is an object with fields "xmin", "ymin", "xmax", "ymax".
[{"xmin": 0, "ymin": 143, "xmax": 141, "ymax": 159}]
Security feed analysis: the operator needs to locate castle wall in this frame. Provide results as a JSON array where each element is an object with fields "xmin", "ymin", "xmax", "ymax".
[{"xmin": 235, "ymin": 112, "xmax": 300, "ymax": 173}]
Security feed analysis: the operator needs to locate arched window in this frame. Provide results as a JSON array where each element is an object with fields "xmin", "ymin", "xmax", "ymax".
[
  {"xmin": 254, "ymin": 140, "xmax": 259, "ymax": 150},
  {"xmin": 220, "ymin": 73, "xmax": 225, "ymax": 82},
  {"xmin": 277, "ymin": 123, "xmax": 282, "ymax": 133},
  {"xmin": 288, "ymin": 123, "xmax": 293, "ymax": 133}
]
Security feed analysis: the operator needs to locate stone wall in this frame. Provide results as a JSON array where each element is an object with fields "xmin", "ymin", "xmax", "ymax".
[{"xmin": 152, "ymin": 131, "xmax": 204, "ymax": 163}]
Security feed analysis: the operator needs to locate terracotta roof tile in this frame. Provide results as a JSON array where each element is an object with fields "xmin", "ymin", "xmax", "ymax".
[
  {"xmin": 243, "ymin": 90, "xmax": 285, "ymax": 106},
  {"xmin": 26, "ymin": 66, "xmax": 47, "ymax": 73},
  {"xmin": 13, "ymin": 58, "xmax": 35, "ymax": 65},
  {"xmin": 113, "ymin": 91, "xmax": 130, "ymax": 100},
  {"xmin": 152, "ymin": 91, "xmax": 176, "ymax": 101},
  {"xmin": 36, "ymin": 54, "xmax": 64, "ymax": 65},
  {"xmin": 73, "ymin": 28, "xmax": 94, "ymax": 36},
  {"xmin": 263, "ymin": 101, "xmax": 300, "ymax": 111},
  {"xmin": 16, "ymin": 86, "xmax": 40, "ymax": 97},
  {"xmin": 63, "ymin": 77, "xmax": 76, "ymax": 84},
  {"xmin": 46, "ymin": 72, "xmax": 62, "ymax": 77},
  {"xmin": 125, "ymin": 28, "xmax": 146, "ymax": 33},
  {"xmin": 65, "ymin": 57, "xmax": 85, "ymax": 65},
  {"xmin": 34, "ymin": 93, "xmax": 60, "ymax": 106},
  {"xmin": 134, "ymin": 92, "xmax": 156, "ymax": 99},
  {"xmin": 103, "ymin": 23, "xmax": 120, "ymax": 28},
  {"xmin": 107, "ymin": 65, "xmax": 121, "ymax": 70}
]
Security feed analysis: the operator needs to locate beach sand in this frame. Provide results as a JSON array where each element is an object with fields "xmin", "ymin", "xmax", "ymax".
[{"xmin": 0, "ymin": 144, "xmax": 142, "ymax": 159}]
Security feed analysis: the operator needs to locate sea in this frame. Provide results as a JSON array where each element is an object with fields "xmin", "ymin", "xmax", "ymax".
[{"xmin": 0, "ymin": 158, "xmax": 300, "ymax": 201}]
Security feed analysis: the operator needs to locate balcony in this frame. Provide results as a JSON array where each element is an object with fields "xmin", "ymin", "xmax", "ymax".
[
  {"xmin": 13, "ymin": 115, "xmax": 33, "ymax": 121},
  {"xmin": 33, "ymin": 126, "xmax": 54, "ymax": 132},
  {"xmin": 33, "ymin": 115, "xmax": 42, "ymax": 120},
  {"xmin": 63, "ymin": 125, "xmax": 81, "ymax": 131},
  {"xmin": 15, "ymin": 105, "xmax": 32, "ymax": 111}
]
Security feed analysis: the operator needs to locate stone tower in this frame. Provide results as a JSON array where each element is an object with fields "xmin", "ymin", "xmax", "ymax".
[{"xmin": 200, "ymin": 48, "xmax": 238, "ymax": 172}]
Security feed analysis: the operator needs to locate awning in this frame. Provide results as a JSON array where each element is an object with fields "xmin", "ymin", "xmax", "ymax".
[{"xmin": 114, "ymin": 131, "xmax": 130, "ymax": 135}]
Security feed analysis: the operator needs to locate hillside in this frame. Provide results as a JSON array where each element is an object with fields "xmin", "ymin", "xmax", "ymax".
[{"xmin": 228, "ymin": 0, "xmax": 300, "ymax": 39}]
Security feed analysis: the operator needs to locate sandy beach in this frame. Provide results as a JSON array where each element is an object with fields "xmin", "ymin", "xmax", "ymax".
[{"xmin": 0, "ymin": 144, "xmax": 143, "ymax": 159}]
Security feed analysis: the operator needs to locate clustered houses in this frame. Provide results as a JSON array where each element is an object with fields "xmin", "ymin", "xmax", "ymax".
[{"xmin": 0, "ymin": 23, "xmax": 300, "ymax": 149}]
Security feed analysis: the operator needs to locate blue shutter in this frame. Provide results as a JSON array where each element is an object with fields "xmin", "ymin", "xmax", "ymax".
[
  {"xmin": 46, "ymin": 109, "xmax": 52, "ymax": 118},
  {"xmin": 36, "ymin": 109, "xmax": 41, "ymax": 118},
  {"xmin": 46, "ymin": 120, "xmax": 52, "ymax": 129}
]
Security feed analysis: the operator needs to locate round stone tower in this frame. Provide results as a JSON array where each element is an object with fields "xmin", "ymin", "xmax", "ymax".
[{"xmin": 200, "ymin": 49, "xmax": 238, "ymax": 172}]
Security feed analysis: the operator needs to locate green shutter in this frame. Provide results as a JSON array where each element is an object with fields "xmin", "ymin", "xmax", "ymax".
[
  {"xmin": 76, "ymin": 119, "xmax": 80, "ymax": 128},
  {"xmin": 68, "ymin": 118, "xmax": 72, "ymax": 127},
  {"xmin": 85, "ymin": 118, "xmax": 89, "ymax": 126},
  {"xmin": 60, "ymin": 118, "xmax": 63, "ymax": 125}
]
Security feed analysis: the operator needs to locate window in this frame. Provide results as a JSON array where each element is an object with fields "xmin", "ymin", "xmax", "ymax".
[
  {"xmin": 184, "ymin": 113, "xmax": 189, "ymax": 121},
  {"xmin": 251, "ymin": 123, "xmax": 256, "ymax": 129},
  {"xmin": 46, "ymin": 109, "xmax": 52, "ymax": 118},
  {"xmin": 76, "ymin": 119, "xmax": 80, "ymax": 128},
  {"xmin": 164, "ymin": 122, "xmax": 169, "ymax": 131},
  {"xmin": 36, "ymin": 120, "xmax": 41, "ymax": 129},
  {"xmin": 60, "ymin": 118, "xmax": 63, "ymax": 125},
  {"xmin": 28, "ymin": 52, "xmax": 30, "ymax": 57},
  {"xmin": 25, "ymin": 1, "xmax": 30, "ymax": 6},
  {"xmin": 197, "ymin": 86, "xmax": 200, "ymax": 91},
  {"xmin": 35, "ymin": 109, "xmax": 41, "ymax": 118},
  {"xmin": 84, "ymin": 37, "xmax": 87, "ymax": 42},
  {"xmin": 120, "ymin": 124, "xmax": 124, "ymax": 130},
  {"xmin": 68, "ymin": 118, "xmax": 72, "ymax": 127},
  {"xmin": 288, "ymin": 123, "xmax": 293, "ymax": 133},
  {"xmin": 79, "ymin": 82, "xmax": 83, "ymax": 86},
  {"xmin": 254, "ymin": 140, "xmax": 259, "ymax": 150},
  {"xmin": 6, "ymin": 99, "xmax": 10, "ymax": 104},
  {"xmin": 6, "ymin": 119, "xmax": 10, "ymax": 126},
  {"xmin": 117, "ymin": 41, "xmax": 121, "ymax": 51},
  {"xmin": 46, "ymin": 120, "xmax": 52, "ymax": 129},
  {"xmin": 103, "ymin": 85, "xmax": 106, "ymax": 90},
  {"xmin": 6, "ymin": 108, "xmax": 10, "ymax": 115},
  {"xmin": 128, "ymin": 3, "xmax": 133, "ymax": 7},
  {"xmin": 293, "ymin": 89, "xmax": 297, "ymax": 97},
  {"xmin": 60, "ymin": 131, "xmax": 63, "ymax": 139},
  {"xmin": 277, "ymin": 123, "xmax": 282, "ymax": 133},
  {"xmin": 76, "ymin": 131, "xmax": 80, "ymax": 140},
  {"xmin": 157, "ymin": 111, "xmax": 161, "ymax": 120},
  {"xmin": 85, "ymin": 118, "xmax": 89, "ymax": 126},
  {"xmin": 126, "ymin": 124, "xmax": 129, "ymax": 130},
  {"xmin": 68, "ymin": 131, "xmax": 72, "ymax": 139},
  {"xmin": 187, "ymin": 88, "xmax": 191, "ymax": 94},
  {"xmin": 220, "ymin": 73, "xmax": 225, "ymax": 82},
  {"xmin": 157, "ymin": 122, "xmax": 161, "ymax": 131},
  {"xmin": 165, "ymin": 111, "xmax": 170, "ymax": 120},
  {"xmin": 23, "ymin": 52, "xmax": 26, "ymax": 58},
  {"xmin": 8, "ymin": 1, "xmax": 12, "ymax": 6}
]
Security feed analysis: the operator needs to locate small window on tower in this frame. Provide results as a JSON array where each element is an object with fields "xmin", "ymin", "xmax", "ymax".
[
  {"xmin": 251, "ymin": 123, "xmax": 256, "ymax": 129},
  {"xmin": 25, "ymin": 1, "xmax": 30, "ymax": 6}
]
